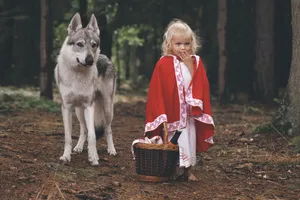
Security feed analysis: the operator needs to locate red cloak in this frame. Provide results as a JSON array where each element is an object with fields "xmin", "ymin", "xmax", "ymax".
[{"xmin": 144, "ymin": 55, "xmax": 215, "ymax": 152}]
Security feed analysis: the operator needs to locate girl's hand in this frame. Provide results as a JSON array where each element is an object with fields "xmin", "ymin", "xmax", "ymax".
[{"xmin": 179, "ymin": 51, "xmax": 194, "ymax": 75}]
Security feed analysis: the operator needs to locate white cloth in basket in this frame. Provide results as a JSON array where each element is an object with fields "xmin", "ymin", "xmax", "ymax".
[{"xmin": 131, "ymin": 136, "xmax": 163, "ymax": 159}]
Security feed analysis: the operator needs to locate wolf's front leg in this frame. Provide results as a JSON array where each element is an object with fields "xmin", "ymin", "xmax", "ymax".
[
  {"xmin": 60, "ymin": 105, "xmax": 73, "ymax": 162},
  {"xmin": 85, "ymin": 106, "xmax": 99, "ymax": 165},
  {"xmin": 73, "ymin": 107, "xmax": 87, "ymax": 153}
]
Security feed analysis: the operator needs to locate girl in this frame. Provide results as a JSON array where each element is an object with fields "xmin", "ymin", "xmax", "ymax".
[{"xmin": 144, "ymin": 19, "xmax": 215, "ymax": 181}]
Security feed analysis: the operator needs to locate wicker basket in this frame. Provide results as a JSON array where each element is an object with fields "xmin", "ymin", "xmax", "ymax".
[{"xmin": 133, "ymin": 123, "xmax": 179, "ymax": 182}]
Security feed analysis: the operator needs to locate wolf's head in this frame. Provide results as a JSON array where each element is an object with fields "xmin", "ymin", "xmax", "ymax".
[{"xmin": 59, "ymin": 13, "xmax": 101, "ymax": 68}]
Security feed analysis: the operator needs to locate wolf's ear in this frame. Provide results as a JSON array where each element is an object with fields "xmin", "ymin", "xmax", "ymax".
[
  {"xmin": 68, "ymin": 13, "xmax": 82, "ymax": 35},
  {"xmin": 87, "ymin": 14, "xmax": 100, "ymax": 36}
]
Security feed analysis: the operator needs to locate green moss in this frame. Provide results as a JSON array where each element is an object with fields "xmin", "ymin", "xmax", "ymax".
[
  {"xmin": 253, "ymin": 123, "xmax": 273, "ymax": 133},
  {"xmin": 0, "ymin": 87, "xmax": 60, "ymax": 113},
  {"xmin": 292, "ymin": 136, "xmax": 300, "ymax": 149}
]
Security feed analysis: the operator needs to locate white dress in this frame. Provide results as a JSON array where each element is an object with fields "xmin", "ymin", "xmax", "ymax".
[{"xmin": 168, "ymin": 61, "xmax": 197, "ymax": 168}]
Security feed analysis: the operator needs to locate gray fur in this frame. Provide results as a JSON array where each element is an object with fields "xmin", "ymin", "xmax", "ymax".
[{"xmin": 54, "ymin": 13, "xmax": 117, "ymax": 166}]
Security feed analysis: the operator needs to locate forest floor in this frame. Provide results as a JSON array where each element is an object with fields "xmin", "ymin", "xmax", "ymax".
[{"xmin": 0, "ymin": 88, "xmax": 300, "ymax": 200}]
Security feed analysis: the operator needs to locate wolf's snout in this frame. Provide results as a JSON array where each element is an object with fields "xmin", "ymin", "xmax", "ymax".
[{"xmin": 85, "ymin": 55, "xmax": 94, "ymax": 66}]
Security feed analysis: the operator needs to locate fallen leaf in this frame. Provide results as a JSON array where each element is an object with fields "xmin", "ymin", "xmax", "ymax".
[
  {"xmin": 235, "ymin": 163, "xmax": 253, "ymax": 170},
  {"xmin": 112, "ymin": 181, "xmax": 121, "ymax": 187}
]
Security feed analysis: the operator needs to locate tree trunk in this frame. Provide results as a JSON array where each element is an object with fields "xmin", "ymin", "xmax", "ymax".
[
  {"xmin": 93, "ymin": 1, "xmax": 112, "ymax": 59},
  {"xmin": 217, "ymin": 0, "xmax": 227, "ymax": 102},
  {"xmin": 130, "ymin": 45, "xmax": 138, "ymax": 85},
  {"xmin": 116, "ymin": 35, "xmax": 121, "ymax": 89},
  {"xmin": 79, "ymin": 0, "xmax": 88, "ymax": 27},
  {"xmin": 124, "ymin": 42, "xmax": 130, "ymax": 80},
  {"xmin": 99, "ymin": 15, "xmax": 112, "ymax": 59},
  {"xmin": 13, "ymin": 18, "xmax": 33, "ymax": 86},
  {"xmin": 274, "ymin": 0, "xmax": 292, "ymax": 92},
  {"xmin": 273, "ymin": 0, "xmax": 300, "ymax": 137},
  {"xmin": 253, "ymin": 0, "xmax": 275, "ymax": 102},
  {"xmin": 0, "ymin": 0, "xmax": 14, "ymax": 85},
  {"xmin": 40, "ymin": 0, "xmax": 53, "ymax": 99}
]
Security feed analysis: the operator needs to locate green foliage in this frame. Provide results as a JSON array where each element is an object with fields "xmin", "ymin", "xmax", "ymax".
[
  {"xmin": 112, "ymin": 24, "xmax": 153, "ymax": 84},
  {"xmin": 0, "ymin": 87, "xmax": 60, "ymax": 113},
  {"xmin": 247, "ymin": 106, "xmax": 263, "ymax": 114},
  {"xmin": 272, "ymin": 121, "xmax": 293, "ymax": 135},
  {"xmin": 92, "ymin": 1, "xmax": 118, "ymax": 24},
  {"xmin": 52, "ymin": 0, "xmax": 80, "ymax": 59},
  {"xmin": 114, "ymin": 25, "xmax": 146, "ymax": 47},
  {"xmin": 53, "ymin": 23, "xmax": 68, "ymax": 59},
  {"xmin": 273, "ymin": 98, "xmax": 282, "ymax": 104},
  {"xmin": 253, "ymin": 121, "xmax": 294, "ymax": 138},
  {"xmin": 253, "ymin": 123, "xmax": 274, "ymax": 134},
  {"xmin": 291, "ymin": 136, "xmax": 300, "ymax": 149}
]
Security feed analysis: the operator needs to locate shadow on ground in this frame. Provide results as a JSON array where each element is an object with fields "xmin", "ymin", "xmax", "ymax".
[{"xmin": 0, "ymin": 97, "xmax": 299, "ymax": 200}]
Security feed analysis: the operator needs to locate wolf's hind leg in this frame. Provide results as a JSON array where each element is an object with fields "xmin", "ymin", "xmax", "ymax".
[
  {"xmin": 103, "ymin": 97, "xmax": 116, "ymax": 156},
  {"xmin": 60, "ymin": 105, "xmax": 73, "ymax": 162},
  {"xmin": 105, "ymin": 125, "xmax": 117, "ymax": 155},
  {"xmin": 85, "ymin": 106, "xmax": 99, "ymax": 165},
  {"xmin": 73, "ymin": 107, "xmax": 87, "ymax": 153}
]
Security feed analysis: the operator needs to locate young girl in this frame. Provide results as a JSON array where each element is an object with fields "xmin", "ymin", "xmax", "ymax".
[{"xmin": 144, "ymin": 19, "xmax": 215, "ymax": 181}]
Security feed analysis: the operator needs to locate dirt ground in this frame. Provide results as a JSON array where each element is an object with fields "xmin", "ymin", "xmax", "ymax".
[{"xmin": 0, "ymin": 96, "xmax": 300, "ymax": 200}]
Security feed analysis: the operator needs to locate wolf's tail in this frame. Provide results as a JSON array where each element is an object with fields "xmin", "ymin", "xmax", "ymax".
[
  {"xmin": 93, "ymin": 85, "xmax": 115, "ymax": 140},
  {"xmin": 94, "ymin": 91, "xmax": 106, "ymax": 139}
]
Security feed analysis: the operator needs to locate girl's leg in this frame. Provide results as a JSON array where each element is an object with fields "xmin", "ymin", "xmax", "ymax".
[{"xmin": 184, "ymin": 167, "xmax": 199, "ymax": 182}]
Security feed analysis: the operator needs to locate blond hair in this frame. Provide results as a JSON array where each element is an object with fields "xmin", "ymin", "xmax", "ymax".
[{"xmin": 161, "ymin": 19, "xmax": 200, "ymax": 56}]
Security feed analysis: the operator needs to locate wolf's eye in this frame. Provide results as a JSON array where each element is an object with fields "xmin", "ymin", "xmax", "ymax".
[
  {"xmin": 91, "ymin": 43, "xmax": 97, "ymax": 48},
  {"xmin": 76, "ymin": 42, "xmax": 84, "ymax": 47}
]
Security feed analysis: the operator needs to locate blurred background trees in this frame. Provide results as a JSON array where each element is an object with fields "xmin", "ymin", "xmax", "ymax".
[{"xmin": 0, "ymin": 0, "xmax": 292, "ymax": 104}]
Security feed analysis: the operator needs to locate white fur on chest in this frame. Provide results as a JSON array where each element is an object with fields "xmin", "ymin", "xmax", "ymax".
[{"xmin": 55, "ymin": 63, "xmax": 98, "ymax": 108}]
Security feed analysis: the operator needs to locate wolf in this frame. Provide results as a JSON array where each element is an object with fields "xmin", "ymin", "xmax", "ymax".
[{"xmin": 54, "ymin": 13, "xmax": 117, "ymax": 165}]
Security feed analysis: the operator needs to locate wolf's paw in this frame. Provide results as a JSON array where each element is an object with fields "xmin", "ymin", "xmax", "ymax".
[
  {"xmin": 107, "ymin": 148, "xmax": 117, "ymax": 156},
  {"xmin": 88, "ymin": 149, "xmax": 99, "ymax": 165},
  {"xmin": 88, "ymin": 156, "xmax": 99, "ymax": 165},
  {"xmin": 60, "ymin": 155, "xmax": 71, "ymax": 162},
  {"xmin": 89, "ymin": 158, "xmax": 99, "ymax": 166},
  {"xmin": 73, "ymin": 146, "xmax": 83, "ymax": 153}
]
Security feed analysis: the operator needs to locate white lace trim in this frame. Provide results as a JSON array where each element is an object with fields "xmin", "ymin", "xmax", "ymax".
[{"xmin": 145, "ymin": 55, "xmax": 215, "ymax": 134}]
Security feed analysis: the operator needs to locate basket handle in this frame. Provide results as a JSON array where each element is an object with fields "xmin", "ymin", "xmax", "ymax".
[{"xmin": 163, "ymin": 122, "xmax": 168, "ymax": 144}]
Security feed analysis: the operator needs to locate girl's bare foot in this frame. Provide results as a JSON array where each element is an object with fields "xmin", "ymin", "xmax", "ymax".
[
  {"xmin": 184, "ymin": 167, "xmax": 199, "ymax": 182},
  {"xmin": 188, "ymin": 172, "xmax": 199, "ymax": 182}
]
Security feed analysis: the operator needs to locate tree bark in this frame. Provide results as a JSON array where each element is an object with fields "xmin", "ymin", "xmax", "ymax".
[
  {"xmin": 40, "ymin": 0, "xmax": 53, "ymax": 99},
  {"xmin": 79, "ymin": 0, "xmax": 88, "ymax": 27},
  {"xmin": 273, "ymin": 0, "xmax": 300, "ymax": 137},
  {"xmin": 0, "ymin": 0, "xmax": 14, "ymax": 85},
  {"xmin": 217, "ymin": 0, "xmax": 227, "ymax": 102},
  {"xmin": 99, "ymin": 15, "xmax": 112, "ymax": 59},
  {"xmin": 13, "ymin": 18, "xmax": 33, "ymax": 86},
  {"xmin": 116, "ymin": 35, "xmax": 121, "ymax": 89},
  {"xmin": 124, "ymin": 42, "xmax": 130, "ymax": 80},
  {"xmin": 253, "ymin": 0, "xmax": 275, "ymax": 102},
  {"xmin": 93, "ymin": 1, "xmax": 112, "ymax": 59}
]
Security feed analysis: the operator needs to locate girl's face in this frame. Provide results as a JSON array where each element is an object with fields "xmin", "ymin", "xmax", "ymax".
[{"xmin": 170, "ymin": 34, "xmax": 192, "ymax": 57}]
